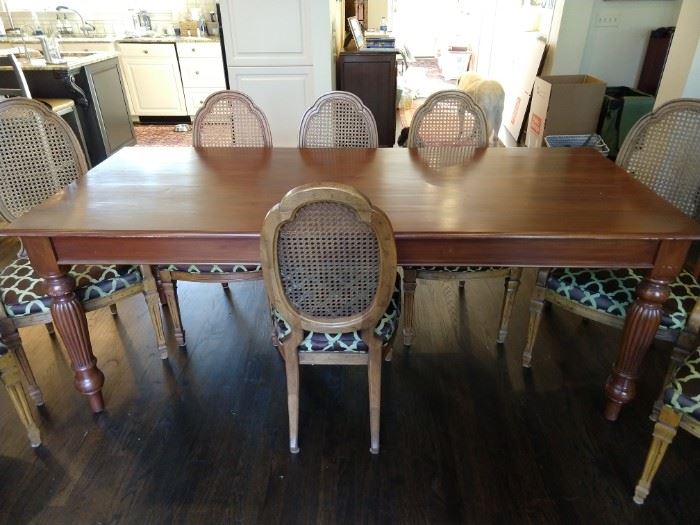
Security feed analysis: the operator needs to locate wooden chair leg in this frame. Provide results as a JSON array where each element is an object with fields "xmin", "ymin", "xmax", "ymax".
[
  {"xmin": 283, "ymin": 332, "xmax": 302, "ymax": 454},
  {"xmin": 522, "ymin": 268, "xmax": 550, "ymax": 368},
  {"xmin": 458, "ymin": 280, "xmax": 465, "ymax": 289},
  {"xmin": 160, "ymin": 271, "xmax": 186, "ymax": 348},
  {"xmin": 652, "ymin": 337, "xmax": 693, "ymax": 420},
  {"xmin": 383, "ymin": 345, "xmax": 393, "ymax": 362},
  {"xmin": 140, "ymin": 265, "xmax": 168, "ymax": 359},
  {"xmin": 402, "ymin": 268, "xmax": 417, "ymax": 346},
  {"xmin": 0, "ymin": 352, "xmax": 41, "ymax": 447},
  {"xmin": 367, "ymin": 332, "xmax": 382, "ymax": 454},
  {"xmin": 45, "ymin": 322, "xmax": 55, "ymax": 336},
  {"xmin": 634, "ymin": 405, "xmax": 682, "ymax": 504},
  {"xmin": 496, "ymin": 267, "xmax": 522, "ymax": 344},
  {"xmin": 152, "ymin": 265, "xmax": 167, "ymax": 305},
  {"xmin": 109, "ymin": 303, "xmax": 118, "ymax": 316},
  {"xmin": 0, "ymin": 324, "xmax": 43, "ymax": 406},
  {"xmin": 221, "ymin": 282, "xmax": 230, "ymax": 290}
]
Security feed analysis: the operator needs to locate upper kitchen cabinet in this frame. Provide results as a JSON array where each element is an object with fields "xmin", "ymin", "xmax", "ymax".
[
  {"xmin": 220, "ymin": 0, "xmax": 345, "ymax": 146},
  {"xmin": 221, "ymin": 0, "xmax": 313, "ymax": 67}
]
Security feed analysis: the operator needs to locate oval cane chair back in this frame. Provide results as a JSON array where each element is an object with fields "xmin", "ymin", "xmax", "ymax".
[
  {"xmin": 261, "ymin": 183, "xmax": 396, "ymax": 334},
  {"xmin": 193, "ymin": 90, "xmax": 272, "ymax": 147},
  {"xmin": 0, "ymin": 98, "xmax": 88, "ymax": 222},
  {"xmin": 617, "ymin": 98, "xmax": 700, "ymax": 220},
  {"xmin": 298, "ymin": 92, "xmax": 379, "ymax": 148},
  {"xmin": 407, "ymin": 89, "xmax": 488, "ymax": 148}
]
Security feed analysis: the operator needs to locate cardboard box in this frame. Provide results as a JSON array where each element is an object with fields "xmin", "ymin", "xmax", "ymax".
[{"xmin": 525, "ymin": 75, "xmax": 607, "ymax": 147}]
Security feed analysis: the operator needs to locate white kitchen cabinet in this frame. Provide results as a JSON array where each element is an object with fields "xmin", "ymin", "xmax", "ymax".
[
  {"xmin": 176, "ymin": 42, "xmax": 226, "ymax": 116},
  {"xmin": 117, "ymin": 42, "xmax": 187, "ymax": 118},
  {"xmin": 58, "ymin": 42, "xmax": 116, "ymax": 53}
]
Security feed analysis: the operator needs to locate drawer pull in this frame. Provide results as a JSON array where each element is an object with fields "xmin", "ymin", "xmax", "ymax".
[
  {"xmin": 143, "ymin": 50, "xmax": 149, "ymax": 54},
  {"xmin": 191, "ymin": 48, "xmax": 196, "ymax": 52}
]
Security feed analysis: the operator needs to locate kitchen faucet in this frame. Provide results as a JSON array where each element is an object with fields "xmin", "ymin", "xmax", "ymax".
[{"xmin": 55, "ymin": 5, "xmax": 95, "ymax": 36}]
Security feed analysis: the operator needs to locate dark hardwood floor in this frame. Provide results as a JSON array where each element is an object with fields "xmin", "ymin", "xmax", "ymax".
[{"xmin": 1, "ymin": 256, "xmax": 698, "ymax": 523}]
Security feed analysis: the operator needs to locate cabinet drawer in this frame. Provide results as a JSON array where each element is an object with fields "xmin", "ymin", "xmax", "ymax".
[
  {"xmin": 117, "ymin": 43, "xmax": 177, "ymax": 58},
  {"xmin": 60, "ymin": 42, "xmax": 115, "ymax": 53},
  {"xmin": 179, "ymin": 58, "xmax": 226, "ymax": 87},
  {"xmin": 185, "ymin": 88, "xmax": 222, "ymax": 115},
  {"xmin": 176, "ymin": 42, "xmax": 221, "ymax": 58}
]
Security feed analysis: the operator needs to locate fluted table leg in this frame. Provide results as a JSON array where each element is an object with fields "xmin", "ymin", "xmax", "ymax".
[
  {"xmin": 604, "ymin": 241, "xmax": 689, "ymax": 421},
  {"xmin": 24, "ymin": 238, "xmax": 104, "ymax": 413}
]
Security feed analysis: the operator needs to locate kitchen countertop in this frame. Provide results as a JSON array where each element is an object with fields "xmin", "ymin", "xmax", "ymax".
[
  {"xmin": 0, "ymin": 35, "xmax": 220, "ymax": 45},
  {"xmin": 0, "ymin": 51, "xmax": 119, "ymax": 71}
]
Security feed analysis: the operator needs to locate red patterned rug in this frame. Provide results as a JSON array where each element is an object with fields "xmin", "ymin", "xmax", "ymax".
[{"xmin": 133, "ymin": 124, "xmax": 192, "ymax": 147}]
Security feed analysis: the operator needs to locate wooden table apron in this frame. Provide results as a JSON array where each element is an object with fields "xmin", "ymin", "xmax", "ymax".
[{"xmin": 6, "ymin": 146, "xmax": 700, "ymax": 420}]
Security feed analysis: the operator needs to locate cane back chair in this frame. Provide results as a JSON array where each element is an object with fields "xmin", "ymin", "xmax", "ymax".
[
  {"xmin": 633, "ymin": 343, "xmax": 700, "ymax": 504},
  {"xmin": 0, "ymin": 341, "xmax": 41, "ymax": 447},
  {"xmin": 261, "ymin": 183, "xmax": 401, "ymax": 454},
  {"xmin": 298, "ymin": 91, "xmax": 378, "ymax": 148},
  {"xmin": 0, "ymin": 99, "xmax": 167, "ymax": 422},
  {"xmin": 402, "ymin": 89, "xmax": 523, "ymax": 346},
  {"xmin": 522, "ymin": 99, "xmax": 700, "ymax": 368},
  {"xmin": 159, "ymin": 90, "xmax": 271, "ymax": 348},
  {"xmin": 0, "ymin": 54, "xmax": 88, "ymax": 161}
]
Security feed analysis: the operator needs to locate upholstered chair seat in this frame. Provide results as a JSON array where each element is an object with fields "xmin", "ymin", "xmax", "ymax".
[
  {"xmin": 159, "ymin": 263, "xmax": 261, "ymax": 274},
  {"xmin": 273, "ymin": 277, "xmax": 401, "ymax": 352},
  {"xmin": 1, "ymin": 259, "xmax": 143, "ymax": 318},
  {"xmin": 663, "ymin": 345, "xmax": 700, "ymax": 418},
  {"xmin": 546, "ymin": 267, "xmax": 699, "ymax": 331}
]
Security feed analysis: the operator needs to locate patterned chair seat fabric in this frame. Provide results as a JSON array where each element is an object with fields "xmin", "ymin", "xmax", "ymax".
[
  {"xmin": 0, "ymin": 258, "xmax": 142, "ymax": 318},
  {"xmin": 159, "ymin": 264, "xmax": 261, "ymax": 273},
  {"xmin": 663, "ymin": 345, "xmax": 700, "ymax": 419},
  {"xmin": 273, "ymin": 277, "xmax": 402, "ymax": 352},
  {"xmin": 407, "ymin": 266, "xmax": 506, "ymax": 273},
  {"xmin": 547, "ymin": 268, "xmax": 700, "ymax": 331}
]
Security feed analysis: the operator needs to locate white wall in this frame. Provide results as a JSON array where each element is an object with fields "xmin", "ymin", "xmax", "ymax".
[
  {"xmin": 367, "ymin": 0, "xmax": 388, "ymax": 31},
  {"xmin": 656, "ymin": 0, "xmax": 700, "ymax": 105},
  {"xmin": 544, "ymin": 0, "xmax": 681, "ymax": 87}
]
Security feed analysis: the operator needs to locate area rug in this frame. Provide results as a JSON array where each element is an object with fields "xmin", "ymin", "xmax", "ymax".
[{"xmin": 133, "ymin": 124, "xmax": 192, "ymax": 147}]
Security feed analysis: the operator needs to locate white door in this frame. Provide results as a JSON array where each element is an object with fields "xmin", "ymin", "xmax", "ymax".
[
  {"xmin": 228, "ymin": 66, "xmax": 314, "ymax": 146},
  {"xmin": 121, "ymin": 58, "xmax": 187, "ymax": 116}
]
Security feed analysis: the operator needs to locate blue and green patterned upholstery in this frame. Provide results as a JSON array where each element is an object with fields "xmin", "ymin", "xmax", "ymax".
[
  {"xmin": 0, "ymin": 258, "xmax": 142, "ymax": 318},
  {"xmin": 547, "ymin": 268, "xmax": 700, "ymax": 331},
  {"xmin": 273, "ymin": 277, "xmax": 401, "ymax": 352},
  {"xmin": 409, "ymin": 266, "xmax": 505, "ymax": 273},
  {"xmin": 663, "ymin": 345, "xmax": 700, "ymax": 419},
  {"xmin": 159, "ymin": 264, "xmax": 261, "ymax": 273}
]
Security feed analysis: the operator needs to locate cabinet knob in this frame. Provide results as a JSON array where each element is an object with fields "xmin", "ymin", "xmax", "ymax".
[
  {"xmin": 143, "ymin": 50, "xmax": 149, "ymax": 54},
  {"xmin": 191, "ymin": 48, "xmax": 196, "ymax": 52},
  {"xmin": 195, "ymin": 71, "xmax": 199, "ymax": 75}
]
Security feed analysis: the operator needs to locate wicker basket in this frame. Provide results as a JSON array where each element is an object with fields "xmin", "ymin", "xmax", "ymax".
[{"xmin": 544, "ymin": 133, "xmax": 610, "ymax": 156}]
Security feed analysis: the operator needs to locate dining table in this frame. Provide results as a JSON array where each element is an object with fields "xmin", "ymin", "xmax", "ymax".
[{"xmin": 3, "ymin": 145, "xmax": 700, "ymax": 422}]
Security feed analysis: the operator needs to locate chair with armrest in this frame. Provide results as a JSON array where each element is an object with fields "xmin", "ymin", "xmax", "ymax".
[
  {"xmin": 402, "ymin": 89, "xmax": 523, "ymax": 346},
  {"xmin": 298, "ymin": 91, "xmax": 378, "ymax": 148},
  {"xmin": 158, "ymin": 90, "xmax": 271, "ymax": 348},
  {"xmin": 522, "ymin": 99, "xmax": 700, "ymax": 369},
  {"xmin": 0, "ymin": 53, "xmax": 88, "ymax": 161},
  {"xmin": 261, "ymin": 182, "xmax": 401, "ymax": 454},
  {"xmin": 0, "ymin": 99, "xmax": 167, "ymax": 425}
]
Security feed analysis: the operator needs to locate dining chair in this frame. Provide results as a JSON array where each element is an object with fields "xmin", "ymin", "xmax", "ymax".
[
  {"xmin": 0, "ymin": 53, "xmax": 88, "ymax": 161},
  {"xmin": 402, "ymin": 89, "xmax": 522, "ymax": 346},
  {"xmin": 0, "ymin": 98, "xmax": 167, "ymax": 412},
  {"xmin": 261, "ymin": 182, "xmax": 401, "ymax": 454},
  {"xmin": 298, "ymin": 91, "xmax": 378, "ymax": 148},
  {"xmin": 0, "ymin": 342, "xmax": 41, "ymax": 447},
  {"xmin": 522, "ymin": 99, "xmax": 700, "ymax": 368},
  {"xmin": 634, "ymin": 344, "xmax": 700, "ymax": 504},
  {"xmin": 158, "ymin": 90, "xmax": 270, "ymax": 348}
]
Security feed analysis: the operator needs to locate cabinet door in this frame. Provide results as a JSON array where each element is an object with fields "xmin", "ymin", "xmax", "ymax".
[
  {"xmin": 121, "ymin": 58, "xmax": 187, "ymax": 116},
  {"xmin": 220, "ymin": 0, "xmax": 313, "ymax": 66},
  {"xmin": 228, "ymin": 66, "xmax": 314, "ymax": 146},
  {"xmin": 180, "ymin": 58, "xmax": 226, "ymax": 88}
]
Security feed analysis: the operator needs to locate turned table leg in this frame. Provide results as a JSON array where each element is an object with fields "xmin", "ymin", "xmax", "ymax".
[
  {"xmin": 604, "ymin": 241, "xmax": 689, "ymax": 421},
  {"xmin": 24, "ymin": 238, "xmax": 105, "ymax": 413}
]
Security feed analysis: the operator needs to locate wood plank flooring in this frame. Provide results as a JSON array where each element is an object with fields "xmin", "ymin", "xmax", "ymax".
[{"xmin": 1, "ymin": 262, "xmax": 698, "ymax": 523}]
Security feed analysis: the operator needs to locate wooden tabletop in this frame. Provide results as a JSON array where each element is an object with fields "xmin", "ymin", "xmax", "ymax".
[{"xmin": 4, "ymin": 146, "xmax": 700, "ymax": 240}]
